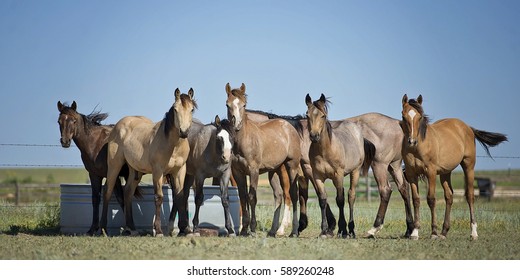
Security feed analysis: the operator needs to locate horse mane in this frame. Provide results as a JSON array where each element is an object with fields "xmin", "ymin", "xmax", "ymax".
[
  {"xmin": 61, "ymin": 103, "xmax": 110, "ymax": 133},
  {"xmin": 408, "ymin": 98, "xmax": 430, "ymax": 140},
  {"xmin": 164, "ymin": 94, "xmax": 198, "ymax": 136},
  {"xmin": 230, "ymin": 88, "xmax": 248, "ymax": 105},
  {"xmin": 313, "ymin": 97, "xmax": 333, "ymax": 141},
  {"xmin": 246, "ymin": 109, "xmax": 306, "ymax": 136}
]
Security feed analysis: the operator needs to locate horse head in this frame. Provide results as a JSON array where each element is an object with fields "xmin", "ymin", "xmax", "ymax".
[
  {"xmin": 57, "ymin": 101, "xmax": 79, "ymax": 148},
  {"xmin": 214, "ymin": 115, "xmax": 235, "ymax": 164},
  {"xmin": 225, "ymin": 82, "xmax": 247, "ymax": 131},
  {"xmin": 170, "ymin": 88, "xmax": 197, "ymax": 138},
  {"xmin": 305, "ymin": 93, "xmax": 331, "ymax": 143},
  {"xmin": 401, "ymin": 94, "xmax": 428, "ymax": 147}
]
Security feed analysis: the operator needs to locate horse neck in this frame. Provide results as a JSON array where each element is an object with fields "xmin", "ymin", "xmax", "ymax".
[
  {"xmin": 72, "ymin": 117, "xmax": 108, "ymax": 159},
  {"xmin": 234, "ymin": 114, "xmax": 256, "ymax": 153},
  {"xmin": 317, "ymin": 121, "xmax": 334, "ymax": 150}
]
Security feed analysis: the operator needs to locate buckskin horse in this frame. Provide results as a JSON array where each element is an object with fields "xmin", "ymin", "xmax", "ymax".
[
  {"xmin": 101, "ymin": 88, "xmax": 196, "ymax": 237},
  {"xmin": 226, "ymin": 83, "xmax": 301, "ymax": 237},
  {"xmin": 401, "ymin": 94, "xmax": 507, "ymax": 240},
  {"xmin": 57, "ymin": 101, "xmax": 142, "ymax": 235}
]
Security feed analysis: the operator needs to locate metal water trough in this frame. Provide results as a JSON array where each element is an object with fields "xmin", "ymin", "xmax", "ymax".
[{"xmin": 60, "ymin": 184, "xmax": 241, "ymax": 236}]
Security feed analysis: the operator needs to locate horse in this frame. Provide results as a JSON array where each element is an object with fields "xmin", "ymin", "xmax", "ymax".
[
  {"xmin": 57, "ymin": 101, "xmax": 142, "ymax": 235},
  {"xmin": 305, "ymin": 93, "xmax": 374, "ymax": 238},
  {"xmin": 101, "ymin": 88, "xmax": 196, "ymax": 237},
  {"xmin": 401, "ymin": 94, "xmax": 508, "ymax": 240},
  {"xmin": 169, "ymin": 115, "xmax": 236, "ymax": 236},
  {"xmin": 226, "ymin": 83, "xmax": 301, "ymax": 237},
  {"xmin": 248, "ymin": 109, "xmax": 414, "ymax": 238}
]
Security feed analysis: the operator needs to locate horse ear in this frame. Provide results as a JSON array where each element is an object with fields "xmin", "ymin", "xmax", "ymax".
[
  {"xmin": 319, "ymin": 93, "xmax": 326, "ymax": 103},
  {"xmin": 402, "ymin": 94, "xmax": 408, "ymax": 106},
  {"xmin": 417, "ymin": 94, "xmax": 423, "ymax": 105},
  {"xmin": 240, "ymin": 83, "xmax": 246, "ymax": 93},
  {"xmin": 57, "ymin": 101, "xmax": 64, "ymax": 112},
  {"xmin": 71, "ymin": 101, "xmax": 77, "ymax": 111},
  {"xmin": 174, "ymin": 88, "xmax": 181, "ymax": 100},
  {"xmin": 305, "ymin": 94, "xmax": 312, "ymax": 106},
  {"xmin": 225, "ymin": 83, "xmax": 232, "ymax": 95},
  {"xmin": 215, "ymin": 115, "xmax": 221, "ymax": 127},
  {"xmin": 188, "ymin": 88, "xmax": 194, "ymax": 99}
]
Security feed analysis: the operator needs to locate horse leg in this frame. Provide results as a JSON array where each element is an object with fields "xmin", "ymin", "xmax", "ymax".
[
  {"xmin": 219, "ymin": 170, "xmax": 235, "ymax": 236},
  {"xmin": 187, "ymin": 175, "xmax": 203, "ymax": 234},
  {"xmin": 276, "ymin": 164, "xmax": 292, "ymax": 236},
  {"xmin": 248, "ymin": 169, "xmax": 260, "ymax": 235},
  {"xmin": 88, "ymin": 174, "xmax": 102, "ymax": 236},
  {"xmin": 298, "ymin": 175, "xmax": 309, "ymax": 234},
  {"xmin": 100, "ymin": 148, "xmax": 125, "ymax": 236},
  {"xmin": 151, "ymin": 172, "xmax": 165, "ymax": 237},
  {"xmin": 462, "ymin": 159, "xmax": 478, "ymax": 240},
  {"xmin": 174, "ymin": 165, "xmax": 191, "ymax": 236},
  {"xmin": 123, "ymin": 169, "xmax": 141, "ymax": 236},
  {"xmin": 440, "ymin": 173, "xmax": 453, "ymax": 239},
  {"xmin": 389, "ymin": 161, "xmax": 414, "ymax": 237},
  {"xmin": 314, "ymin": 176, "xmax": 332, "ymax": 237},
  {"xmin": 408, "ymin": 174, "xmax": 421, "ymax": 240},
  {"xmin": 347, "ymin": 169, "xmax": 359, "ymax": 238},
  {"xmin": 426, "ymin": 172, "xmax": 439, "ymax": 239},
  {"xmin": 287, "ymin": 162, "xmax": 300, "ymax": 237},
  {"xmin": 235, "ymin": 172, "xmax": 250, "ymax": 236},
  {"xmin": 267, "ymin": 170, "xmax": 284, "ymax": 237},
  {"xmin": 333, "ymin": 174, "xmax": 347, "ymax": 238},
  {"xmin": 365, "ymin": 163, "xmax": 391, "ymax": 238},
  {"xmin": 167, "ymin": 174, "xmax": 178, "ymax": 236}
]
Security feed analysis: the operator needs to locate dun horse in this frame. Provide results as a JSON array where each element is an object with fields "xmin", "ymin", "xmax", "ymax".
[
  {"xmin": 305, "ymin": 94, "xmax": 375, "ymax": 238},
  {"xmin": 401, "ymin": 94, "xmax": 507, "ymax": 240},
  {"xmin": 101, "ymin": 88, "xmax": 196, "ymax": 237},
  {"xmin": 57, "ymin": 101, "xmax": 142, "ymax": 235},
  {"xmin": 170, "ymin": 116, "xmax": 236, "ymax": 236},
  {"xmin": 226, "ymin": 83, "xmax": 301, "ymax": 237},
  {"xmin": 251, "ymin": 109, "xmax": 414, "ymax": 238}
]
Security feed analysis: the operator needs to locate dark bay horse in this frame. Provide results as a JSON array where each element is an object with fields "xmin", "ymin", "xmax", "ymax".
[
  {"xmin": 171, "ymin": 116, "xmax": 236, "ymax": 236},
  {"xmin": 226, "ymin": 83, "xmax": 302, "ymax": 237},
  {"xmin": 101, "ymin": 88, "xmax": 196, "ymax": 237},
  {"xmin": 57, "ymin": 101, "xmax": 142, "ymax": 235},
  {"xmin": 401, "ymin": 94, "xmax": 508, "ymax": 240},
  {"xmin": 305, "ymin": 94, "xmax": 374, "ymax": 238}
]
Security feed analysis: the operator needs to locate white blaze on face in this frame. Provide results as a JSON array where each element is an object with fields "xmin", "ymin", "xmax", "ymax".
[
  {"xmin": 217, "ymin": 129, "xmax": 232, "ymax": 161},
  {"xmin": 408, "ymin": 109, "xmax": 417, "ymax": 136},
  {"xmin": 231, "ymin": 98, "xmax": 242, "ymax": 128}
]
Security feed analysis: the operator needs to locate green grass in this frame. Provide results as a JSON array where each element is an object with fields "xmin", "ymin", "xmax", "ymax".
[{"xmin": 1, "ymin": 195, "xmax": 519, "ymax": 260}]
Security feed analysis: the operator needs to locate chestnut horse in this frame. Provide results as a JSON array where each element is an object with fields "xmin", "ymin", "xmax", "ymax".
[
  {"xmin": 305, "ymin": 94, "xmax": 374, "ymax": 238},
  {"xmin": 171, "ymin": 116, "xmax": 236, "ymax": 236},
  {"xmin": 101, "ymin": 88, "xmax": 196, "ymax": 237},
  {"xmin": 401, "ymin": 94, "xmax": 507, "ymax": 240},
  {"xmin": 226, "ymin": 83, "xmax": 301, "ymax": 237},
  {"xmin": 57, "ymin": 101, "xmax": 142, "ymax": 235}
]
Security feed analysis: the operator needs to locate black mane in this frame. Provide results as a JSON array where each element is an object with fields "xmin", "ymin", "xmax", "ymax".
[{"xmin": 246, "ymin": 109, "xmax": 306, "ymax": 136}]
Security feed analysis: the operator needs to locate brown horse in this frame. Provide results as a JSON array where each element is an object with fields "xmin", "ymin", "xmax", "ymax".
[
  {"xmin": 401, "ymin": 94, "xmax": 508, "ymax": 240},
  {"xmin": 226, "ymin": 83, "xmax": 301, "ymax": 237},
  {"xmin": 305, "ymin": 94, "xmax": 374, "ymax": 238},
  {"xmin": 101, "ymin": 88, "xmax": 196, "ymax": 237},
  {"xmin": 57, "ymin": 101, "xmax": 142, "ymax": 235},
  {"xmin": 250, "ymin": 109, "xmax": 414, "ymax": 238}
]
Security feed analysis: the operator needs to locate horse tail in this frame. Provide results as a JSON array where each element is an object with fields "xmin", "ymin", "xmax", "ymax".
[
  {"xmin": 472, "ymin": 128, "xmax": 508, "ymax": 158},
  {"xmin": 362, "ymin": 138, "xmax": 376, "ymax": 176}
]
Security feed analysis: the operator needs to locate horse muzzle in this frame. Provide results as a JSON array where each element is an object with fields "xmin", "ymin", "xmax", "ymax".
[
  {"xmin": 310, "ymin": 133, "xmax": 321, "ymax": 143},
  {"xmin": 179, "ymin": 130, "xmax": 189, "ymax": 139},
  {"xmin": 407, "ymin": 137, "xmax": 418, "ymax": 146},
  {"xmin": 60, "ymin": 138, "xmax": 71, "ymax": 148}
]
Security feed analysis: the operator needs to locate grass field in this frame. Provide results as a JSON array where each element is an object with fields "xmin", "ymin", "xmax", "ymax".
[{"xmin": 0, "ymin": 168, "xmax": 519, "ymax": 260}]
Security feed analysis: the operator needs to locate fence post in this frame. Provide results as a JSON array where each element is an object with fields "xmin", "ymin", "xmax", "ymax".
[{"xmin": 15, "ymin": 181, "xmax": 20, "ymax": 206}]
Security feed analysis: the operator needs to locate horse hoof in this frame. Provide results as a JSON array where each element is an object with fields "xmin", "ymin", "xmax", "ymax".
[
  {"xmin": 155, "ymin": 233, "xmax": 164, "ymax": 238},
  {"xmin": 439, "ymin": 235, "xmax": 447, "ymax": 240},
  {"xmin": 430, "ymin": 234, "xmax": 439, "ymax": 240},
  {"xmin": 363, "ymin": 233, "xmax": 375, "ymax": 239},
  {"xmin": 470, "ymin": 235, "xmax": 478, "ymax": 241},
  {"xmin": 267, "ymin": 231, "xmax": 277, "ymax": 238},
  {"xmin": 289, "ymin": 233, "xmax": 299, "ymax": 238},
  {"xmin": 228, "ymin": 233, "xmax": 237, "ymax": 238}
]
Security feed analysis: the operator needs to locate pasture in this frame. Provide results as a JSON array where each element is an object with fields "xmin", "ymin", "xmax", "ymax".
[{"xmin": 1, "ymin": 168, "xmax": 520, "ymax": 259}]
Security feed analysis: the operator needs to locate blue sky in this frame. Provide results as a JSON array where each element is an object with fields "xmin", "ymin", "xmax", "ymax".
[{"xmin": 0, "ymin": 0, "xmax": 518, "ymax": 170}]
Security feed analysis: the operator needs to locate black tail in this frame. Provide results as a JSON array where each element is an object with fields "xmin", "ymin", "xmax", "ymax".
[
  {"xmin": 362, "ymin": 138, "xmax": 376, "ymax": 176},
  {"xmin": 472, "ymin": 128, "xmax": 508, "ymax": 158}
]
